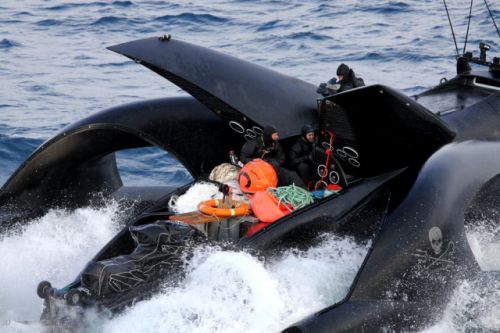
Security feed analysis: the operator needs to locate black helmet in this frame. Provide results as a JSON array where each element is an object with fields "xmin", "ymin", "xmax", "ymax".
[{"xmin": 301, "ymin": 124, "xmax": 315, "ymax": 137}]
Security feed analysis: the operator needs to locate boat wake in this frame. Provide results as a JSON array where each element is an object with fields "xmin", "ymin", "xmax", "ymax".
[
  {"xmin": 421, "ymin": 277, "xmax": 500, "ymax": 333},
  {"xmin": 0, "ymin": 202, "xmax": 499, "ymax": 332},
  {"xmin": 0, "ymin": 201, "xmax": 369, "ymax": 333},
  {"xmin": 0, "ymin": 201, "xmax": 125, "ymax": 326},
  {"xmin": 100, "ymin": 234, "xmax": 368, "ymax": 333}
]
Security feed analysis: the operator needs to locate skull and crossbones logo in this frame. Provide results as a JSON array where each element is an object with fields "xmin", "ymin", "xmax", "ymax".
[
  {"xmin": 412, "ymin": 226, "xmax": 455, "ymax": 270},
  {"xmin": 429, "ymin": 226, "xmax": 443, "ymax": 255}
]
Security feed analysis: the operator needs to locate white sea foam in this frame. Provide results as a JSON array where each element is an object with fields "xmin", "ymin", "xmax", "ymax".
[
  {"xmin": 466, "ymin": 220, "xmax": 500, "ymax": 271},
  {"xmin": 0, "ymin": 202, "xmax": 123, "ymax": 324},
  {"xmin": 102, "ymin": 234, "xmax": 369, "ymax": 333},
  {"xmin": 421, "ymin": 277, "xmax": 500, "ymax": 333}
]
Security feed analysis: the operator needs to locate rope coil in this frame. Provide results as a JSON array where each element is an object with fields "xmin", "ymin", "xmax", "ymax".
[{"xmin": 267, "ymin": 185, "xmax": 314, "ymax": 212}]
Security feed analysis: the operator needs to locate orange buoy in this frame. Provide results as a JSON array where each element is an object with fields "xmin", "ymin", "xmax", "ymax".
[
  {"xmin": 198, "ymin": 199, "xmax": 249, "ymax": 217},
  {"xmin": 250, "ymin": 190, "xmax": 290, "ymax": 223},
  {"xmin": 238, "ymin": 159, "xmax": 278, "ymax": 196}
]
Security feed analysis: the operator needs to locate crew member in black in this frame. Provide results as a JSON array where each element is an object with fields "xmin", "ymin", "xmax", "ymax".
[
  {"xmin": 317, "ymin": 63, "xmax": 365, "ymax": 96},
  {"xmin": 336, "ymin": 63, "xmax": 365, "ymax": 93},
  {"xmin": 240, "ymin": 125, "xmax": 305, "ymax": 188},
  {"xmin": 289, "ymin": 124, "xmax": 317, "ymax": 186}
]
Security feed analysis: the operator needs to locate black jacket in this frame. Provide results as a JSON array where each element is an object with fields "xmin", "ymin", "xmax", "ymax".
[
  {"xmin": 239, "ymin": 136, "xmax": 285, "ymax": 170},
  {"xmin": 289, "ymin": 137, "xmax": 315, "ymax": 168},
  {"xmin": 338, "ymin": 69, "xmax": 364, "ymax": 93},
  {"xmin": 316, "ymin": 70, "xmax": 365, "ymax": 96}
]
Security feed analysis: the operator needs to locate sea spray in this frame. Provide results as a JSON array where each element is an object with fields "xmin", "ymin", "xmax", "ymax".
[
  {"xmin": 465, "ymin": 219, "xmax": 500, "ymax": 271},
  {"xmin": 421, "ymin": 277, "xmax": 500, "ymax": 333},
  {"xmin": 103, "ymin": 234, "xmax": 369, "ymax": 333},
  {"xmin": 0, "ymin": 201, "xmax": 124, "ymax": 322}
]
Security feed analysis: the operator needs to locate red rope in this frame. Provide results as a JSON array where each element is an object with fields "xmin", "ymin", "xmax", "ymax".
[{"xmin": 315, "ymin": 130, "xmax": 336, "ymax": 189}]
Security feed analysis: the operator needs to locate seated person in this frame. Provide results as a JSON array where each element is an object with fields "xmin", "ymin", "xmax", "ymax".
[
  {"xmin": 240, "ymin": 125, "xmax": 305, "ymax": 188},
  {"xmin": 289, "ymin": 125, "xmax": 317, "ymax": 186}
]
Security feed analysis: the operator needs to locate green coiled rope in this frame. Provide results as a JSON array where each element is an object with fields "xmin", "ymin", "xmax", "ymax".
[{"xmin": 267, "ymin": 185, "xmax": 314, "ymax": 212}]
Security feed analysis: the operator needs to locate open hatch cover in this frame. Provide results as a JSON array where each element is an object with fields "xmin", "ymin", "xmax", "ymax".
[{"xmin": 108, "ymin": 36, "xmax": 319, "ymax": 138}]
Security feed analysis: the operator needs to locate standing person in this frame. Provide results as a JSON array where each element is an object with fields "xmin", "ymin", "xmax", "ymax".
[
  {"xmin": 316, "ymin": 63, "xmax": 365, "ymax": 96},
  {"xmin": 289, "ymin": 124, "xmax": 317, "ymax": 186},
  {"xmin": 336, "ymin": 63, "xmax": 365, "ymax": 93},
  {"xmin": 240, "ymin": 125, "xmax": 305, "ymax": 188}
]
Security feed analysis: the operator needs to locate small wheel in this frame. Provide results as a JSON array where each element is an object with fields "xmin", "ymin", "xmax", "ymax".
[
  {"xmin": 65, "ymin": 289, "xmax": 81, "ymax": 305},
  {"xmin": 343, "ymin": 146, "xmax": 359, "ymax": 158},
  {"xmin": 336, "ymin": 148, "xmax": 347, "ymax": 159},
  {"xmin": 245, "ymin": 128, "xmax": 257, "ymax": 139},
  {"xmin": 252, "ymin": 126, "xmax": 263, "ymax": 136},
  {"xmin": 329, "ymin": 171, "xmax": 340, "ymax": 184},
  {"xmin": 348, "ymin": 158, "xmax": 360, "ymax": 167},
  {"xmin": 317, "ymin": 164, "xmax": 327, "ymax": 177},
  {"xmin": 37, "ymin": 281, "xmax": 52, "ymax": 299},
  {"xmin": 315, "ymin": 180, "xmax": 327, "ymax": 190},
  {"xmin": 322, "ymin": 142, "xmax": 332, "ymax": 150},
  {"xmin": 229, "ymin": 121, "xmax": 245, "ymax": 134}
]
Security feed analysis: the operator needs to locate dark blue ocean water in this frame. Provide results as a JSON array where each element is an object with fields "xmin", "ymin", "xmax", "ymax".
[{"xmin": 1, "ymin": 1, "xmax": 499, "ymax": 331}]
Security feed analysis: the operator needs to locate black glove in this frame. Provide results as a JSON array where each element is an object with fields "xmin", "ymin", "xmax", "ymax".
[{"xmin": 317, "ymin": 82, "xmax": 327, "ymax": 95}]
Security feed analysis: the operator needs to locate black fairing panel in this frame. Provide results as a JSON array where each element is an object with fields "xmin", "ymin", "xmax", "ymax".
[
  {"xmin": 414, "ymin": 70, "xmax": 500, "ymax": 116},
  {"xmin": 108, "ymin": 37, "xmax": 318, "ymax": 138},
  {"xmin": 66, "ymin": 96, "xmax": 243, "ymax": 176},
  {"xmin": 285, "ymin": 300, "xmax": 431, "ymax": 333},
  {"xmin": 441, "ymin": 93, "xmax": 500, "ymax": 141},
  {"xmin": 320, "ymin": 85, "xmax": 455, "ymax": 178},
  {"xmin": 0, "ymin": 97, "xmax": 241, "ymax": 213},
  {"xmin": 240, "ymin": 169, "xmax": 404, "ymax": 250},
  {"xmin": 287, "ymin": 141, "xmax": 500, "ymax": 332},
  {"xmin": 350, "ymin": 141, "xmax": 500, "ymax": 302}
]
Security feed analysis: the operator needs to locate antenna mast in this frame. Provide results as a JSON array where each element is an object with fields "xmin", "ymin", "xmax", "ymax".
[
  {"xmin": 462, "ymin": 0, "xmax": 474, "ymax": 54},
  {"xmin": 443, "ymin": 0, "xmax": 500, "ymax": 73},
  {"xmin": 442, "ymin": 0, "xmax": 460, "ymax": 58},
  {"xmin": 483, "ymin": 0, "xmax": 500, "ymax": 39}
]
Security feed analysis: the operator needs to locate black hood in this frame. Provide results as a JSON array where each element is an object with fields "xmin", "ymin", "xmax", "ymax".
[
  {"xmin": 263, "ymin": 125, "xmax": 277, "ymax": 144},
  {"xmin": 337, "ymin": 63, "xmax": 349, "ymax": 76}
]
